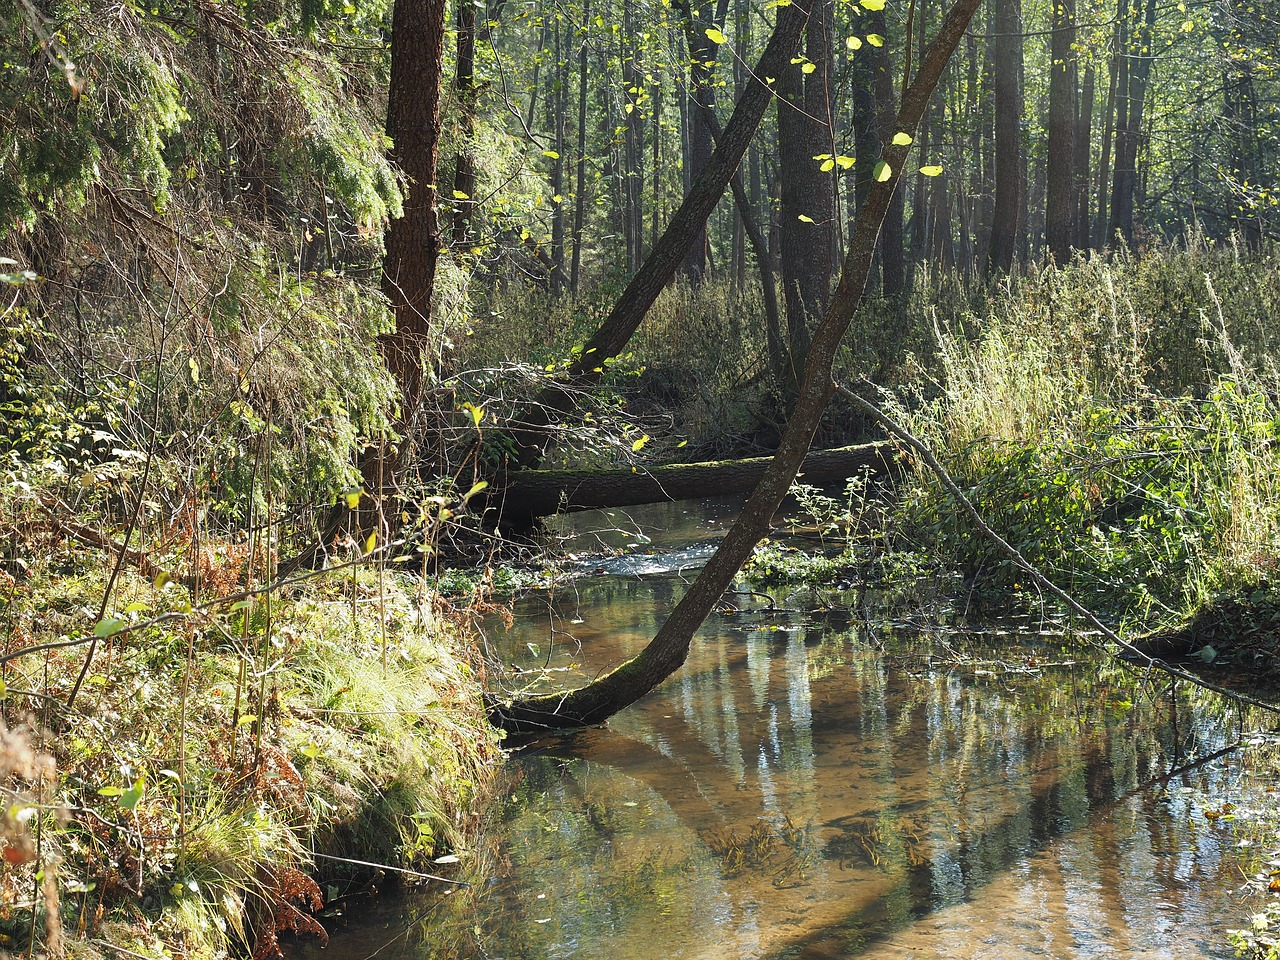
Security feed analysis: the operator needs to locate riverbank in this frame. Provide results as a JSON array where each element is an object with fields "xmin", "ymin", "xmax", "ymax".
[{"xmin": 0, "ymin": 488, "xmax": 501, "ymax": 959}]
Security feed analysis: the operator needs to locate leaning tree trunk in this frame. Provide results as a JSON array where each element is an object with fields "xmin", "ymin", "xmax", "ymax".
[
  {"xmin": 488, "ymin": 0, "xmax": 986, "ymax": 735},
  {"xmin": 503, "ymin": 0, "xmax": 812, "ymax": 470}
]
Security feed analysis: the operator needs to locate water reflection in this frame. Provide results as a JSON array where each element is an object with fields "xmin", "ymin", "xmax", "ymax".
[{"xmin": 298, "ymin": 502, "xmax": 1259, "ymax": 960}]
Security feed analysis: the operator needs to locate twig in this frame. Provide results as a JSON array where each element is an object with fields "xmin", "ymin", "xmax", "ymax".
[
  {"xmin": 833, "ymin": 379, "xmax": 1280, "ymax": 716},
  {"xmin": 308, "ymin": 851, "xmax": 470, "ymax": 886}
]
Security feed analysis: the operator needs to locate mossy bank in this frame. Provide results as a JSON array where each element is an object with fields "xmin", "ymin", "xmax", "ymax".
[{"xmin": 0, "ymin": 481, "xmax": 501, "ymax": 960}]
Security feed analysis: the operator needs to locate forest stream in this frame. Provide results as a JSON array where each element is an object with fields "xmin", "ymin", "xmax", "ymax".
[{"xmin": 292, "ymin": 497, "xmax": 1271, "ymax": 960}]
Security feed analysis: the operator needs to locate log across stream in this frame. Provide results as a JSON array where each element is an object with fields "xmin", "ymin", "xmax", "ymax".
[{"xmin": 292, "ymin": 498, "xmax": 1269, "ymax": 960}]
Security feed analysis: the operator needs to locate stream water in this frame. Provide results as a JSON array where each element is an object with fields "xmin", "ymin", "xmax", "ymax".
[{"xmin": 296, "ymin": 498, "xmax": 1273, "ymax": 960}]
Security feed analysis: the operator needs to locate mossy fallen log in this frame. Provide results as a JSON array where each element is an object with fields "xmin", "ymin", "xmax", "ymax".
[{"xmin": 496, "ymin": 440, "xmax": 902, "ymax": 524}]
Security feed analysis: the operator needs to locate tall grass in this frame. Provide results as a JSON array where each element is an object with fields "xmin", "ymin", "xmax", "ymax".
[{"xmin": 895, "ymin": 240, "xmax": 1280, "ymax": 626}]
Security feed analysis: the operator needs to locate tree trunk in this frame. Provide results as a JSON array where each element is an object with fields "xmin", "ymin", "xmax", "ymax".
[
  {"xmin": 504, "ymin": 0, "xmax": 812, "ymax": 469},
  {"xmin": 488, "ymin": 0, "xmax": 985, "ymax": 735},
  {"xmin": 451, "ymin": 0, "xmax": 478, "ymax": 246},
  {"xmin": 570, "ymin": 0, "xmax": 591, "ymax": 293},
  {"xmin": 501, "ymin": 442, "xmax": 901, "ymax": 523},
  {"xmin": 678, "ymin": 0, "xmax": 732, "ymax": 283},
  {"xmin": 380, "ymin": 0, "xmax": 447, "ymax": 418},
  {"xmin": 1045, "ymin": 0, "xmax": 1077, "ymax": 263},
  {"xmin": 776, "ymin": 0, "xmax": 837, "ymax": 407},
  {"xmin": 985, "ymin": 0, "xmax": 1022, "ymax": 276},
  {"xmin": 1107, "ymin": 0, "xmax": 1155, "ymax": 247}
]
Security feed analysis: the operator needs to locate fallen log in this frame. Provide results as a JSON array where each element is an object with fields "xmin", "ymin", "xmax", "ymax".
[{"xmin": 497, "ymin": 441, "xmax": 903, "ymax": 524}]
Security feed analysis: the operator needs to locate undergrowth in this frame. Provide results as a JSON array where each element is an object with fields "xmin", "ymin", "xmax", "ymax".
[{"xmin": 0, "ymin": 472, "xmax": 500, "ymax": 959}]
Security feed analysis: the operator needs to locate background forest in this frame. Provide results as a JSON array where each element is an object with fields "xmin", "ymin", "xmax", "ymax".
[{"xmin": 2, "ymin": 0, "xmax": 1280, "ymax": 953}]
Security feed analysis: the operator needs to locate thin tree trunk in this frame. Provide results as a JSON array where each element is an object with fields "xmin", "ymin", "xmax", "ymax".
[
  {"xmin": 570, "ymin": 0, "xmax": 591, "ymax": 293},
  {"xmin": 451, "ymin": 0, "xmax": 478, "ymax": 245},
  {"xmin": 488, "ymin": 0, "xmax": 986, "ymax": 734}
]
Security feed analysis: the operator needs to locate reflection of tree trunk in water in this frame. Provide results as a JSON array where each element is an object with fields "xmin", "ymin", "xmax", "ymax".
[{"xmin": 487, "ymin": 0, "xmax": 985, "ymax": 735}]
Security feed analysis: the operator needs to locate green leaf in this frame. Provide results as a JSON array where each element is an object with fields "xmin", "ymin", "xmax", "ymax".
[
  {"xmin": 463, "ymin": 480, "xmax": 489, "ymax": 502},
  {"xmin": 859, "ymin": 0, "xmax": 885, "ymax": 8},
  {"xmin": 874, "ymin": 160, "xmax": 892, "ymax": 182},
  {"xmin": 867, "ymin": 33, "xmax": 884, "ymax": 46},
  {"xmin": 93, "ymin": 618, "xmax": 126, "ymax": 639},
  {"xmin": 153, "ymin": 571, "xmax": 172, "ymax": 590},
  {"xmin": 120, "ymin": 777, "xmax": 146, "ymax": 811},
  {"xmin": 892, "ymin": 132, "xmax": 913, "ymax": 146},
  {"xmin": 364, "ymin": 531, "xmax": 378, "ymax": 554},
  {"xmin": 919, "ymin": 164, "xmax": 944, "ymax": 177},
  {"xmin": 705, "ymin": 27, "xmax": 726, "ymax": 43}
]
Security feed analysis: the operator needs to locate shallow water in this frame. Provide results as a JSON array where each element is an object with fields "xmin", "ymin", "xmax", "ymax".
[{"xmin": 299, "ymin": 500, "xmax": 1266, "ymax": 960}]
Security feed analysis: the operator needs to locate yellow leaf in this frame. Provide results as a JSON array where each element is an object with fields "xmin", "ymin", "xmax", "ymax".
[
  {"xmin": 705, "ymin": 27, "xmax": 726, "ymax": 43},
  {"xmin": 867, "ymin": 33, "xmax": 884, "ymax": 46},
  {"xmin": 859, "ymin": 0, "xmax": 885, "ymax": 8},
  {"xmin": 798, "ymin": 214, "xmax": 815, "ymax": 223},
  {"xmin": 364, "ymin": 532, "xmax": 378, "ymax": 554},
  {"xmin": 344, "ymin": 490, "xmax": 363, "ymax": 510},
  {"xmin": 874, "ymin": 160, "xmax": 892, "ymax": 182},
  {"xmin": 542, "ymin": 150, "xmax": 560, "ymax": 159},
  {"xmin": 846, "ymin": 36, "xmax": 862, "ymax": 50},
  {"xmin": 820, "ymin": 159, "xmax": 835, "ymax": 172},
  {"xmin": 802, "ymin": 62, "xmax": 816, "ymax": 74},
  {"xmin": 452, "ymin": 189, "xmax": 470, "ymax": 199},
  {"xmin": 892, "ymin": 132, "xmax": 913, "ymax": 146},
  {"xmin": 919, "ymin": 164, "xmax": 944, "ymax": 176},
  {"xmin": 836, "ymin": 155, "xmax": 856, "ymax": 169},
  {"xmin": 631, "ymin": 435, "xmax": 649, "ymax": 452},
  {"xmin": 464, "ymin": 480, "xmax": 489, "ymax": 502}
]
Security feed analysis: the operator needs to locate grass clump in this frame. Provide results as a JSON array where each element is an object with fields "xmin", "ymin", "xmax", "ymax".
[
  {"xmin": 892, "ymin": 242, "xmax": 1280, "ymax": 638},
  {"xmin": 0, "ymin": 475, "xmax": 500, "ymax": 959}
]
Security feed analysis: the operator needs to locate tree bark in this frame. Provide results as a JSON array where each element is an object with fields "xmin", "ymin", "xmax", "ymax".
[
  {"xmin": 1045, "ymin": 0, "xmax": 1077, "ymax": 263},
  {"xmin": 985, "ymin": 0, "xmax": 1022, "ymax": 276},
  {"xmin": 451, "ymin": 0, "xmax": 478, "ymax": 246},
  {"xmin": 488, "ymin": 0, "xmax": 985, "ymax": 735},
  {"xmin": 504, "ymin": 0, "xmax": 812, "ymax": 469},
  {"xmin": 501, "ymin": 442, "xmax": 901, "ymax": 523},
  {"xmin": 380, "ymin": 0, "xmax": 448, "ymax": 418},
  {"xmin": 678, "ymin": 0, "xmax": 732, "ymax": 282},
  {"xmin": 776, "ymin": 0, "xmax": 837, "ymax": 404}
]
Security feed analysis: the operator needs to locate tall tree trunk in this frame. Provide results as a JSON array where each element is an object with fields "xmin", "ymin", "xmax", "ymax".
[
  {"xmin": 1045, "ymin": 0, "xmax": 1077, "ymax": 262},
  {"xmin": 1093, "ymin": 8, "xmax": 1121, "ymax": 248},
  {"xmin": 489, "ymin": 0, "xmax": 986, "ymax": 735},
  {"xmin": 621, "ymin": 0, "xmax": 646, "ymax": 270},
  {"xmin": 985, "ymin": 0, "xmax": 1022, "ymax": 276},
  {"xmin": 504, "ymin": 0, "xmax": 812, "ymax": 469},
  {"xmin": 776, "ymin": 0, "xmax": 837, "ymax": 408},
  {"xmin": 570, "ymin": 0, "xmax": 591, "ymax": 293},
  {"xmin": 451, "ymin": 0, "xmax": 478, "ymax": 245},
  {"xmin": 872, "ymin": 6, "xmax": 906, "ymax": 296},
  {"xmin": 550, "ymin": 20, "xmax": 567, "ymax": 295},
  {"xmin": 1073, "ymin": 64, "xmax": 1094, "ymax": 250},
  {"xmin": 678, "ymin": 0, "xmax": 732, "ymax": 282},
  {"xmin": 1107, "ymin": 0, "xmax": 1155, "ymax": 247},
  {"xmin": 381, "ymin": 0, "xmax": 447, "ymax": 418}
]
